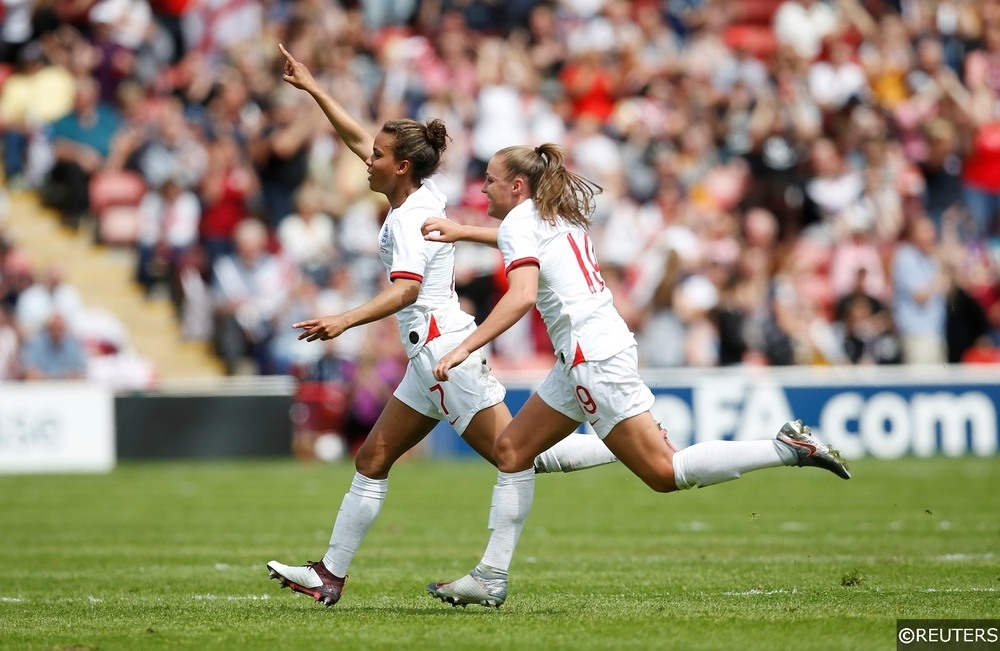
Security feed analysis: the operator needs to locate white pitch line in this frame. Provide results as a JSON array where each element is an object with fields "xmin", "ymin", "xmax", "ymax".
[
  {"xmin": 191, "ymin": 594, "xmax": 272, "ymax": 601},
  {"xmin": 723, "ymin": 588, "xmax": 797, "ymax": 596},
  {"xmin": 936, "ymin": 553, "xmax": 995, "ymax": 561}
]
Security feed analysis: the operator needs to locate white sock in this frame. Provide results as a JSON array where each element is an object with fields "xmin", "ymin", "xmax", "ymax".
[
  {"xmin": 672, "ymin": 440, "xmax": 785, "ymax": 490},
  {"xmin": 322, "ymin": 472, "xmax": 387, "ymax": 577},
  {"xmin": 479, "ymin": 469, "xmax": 535, "ymax": 574},
  {"xmin": 533, "ymin": 434, "xmax": 618, "ymax": 473}
]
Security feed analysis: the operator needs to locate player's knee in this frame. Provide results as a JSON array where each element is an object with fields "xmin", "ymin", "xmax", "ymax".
[
  {"xmin": 644, "ymin": 466, "xmax": 678, "ymax": 493},
  {"xmin": 354, "ymin": 446, "xmax": 391, "ymax": 479},
  {"xmin": 493, "ymin": 436, "xmax": 530, "ymax": 473}
]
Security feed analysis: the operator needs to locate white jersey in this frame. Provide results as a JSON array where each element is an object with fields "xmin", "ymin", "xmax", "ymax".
[
  {"xmin": 497, "ymin": 199, "xmax": 635, "ymax": 366},
  {"xmin": 378, "ymin": 178, "xmax": 475, "ymax": 358}
]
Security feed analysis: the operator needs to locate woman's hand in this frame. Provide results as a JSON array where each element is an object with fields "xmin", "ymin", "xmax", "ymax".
[
  {"xmin": 433, "ymin": 346, "xmax": 471, "ymax": 381},
  {"xmin": 422, "ymin": 217, "xmax": 463, "ymax": 243},
  {"xmin": 279, "ymin": 43, "xmax": 318, "ymax": 94},
  {"xmin": 293, "ymin": 316, "xmax": 349, "ymax": 342}
]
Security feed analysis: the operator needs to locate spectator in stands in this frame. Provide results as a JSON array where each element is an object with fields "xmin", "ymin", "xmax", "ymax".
[
  {"xmin": 828, "ymin": 205, "xmax": 888, "ymax": 303},
  {"xmin": 86, "ymin": 0, "xmax": 159, "ymax": 103},
  {"xmin": 468, "ymin": 38, "xmax": 540, "ymax": 179},
  {"xmin": 856, "ymin": 136, "xmax": 907, "ymax": 245},
  {"xmin": 0, "ymin": 306, "xmax": 20, "ymax": 379},
  {"xmin": 802, "ymin": 137, "xmax": 863, "ymax": 235},
  {"xmin": 833, "ymin": 291, "xmax": 901, "ymax": 365},
  {"xmin": 832, "ymin": 268, "xmax": 900, "ymax": 365},
  {"xmin": 360, "ymin": 0, "xmax": 417, "ymax": 32},
  {"xmin": 919, "ymin": 118, "xmax": 966, "ymax": 229},
  {"xmin": 773, "ymin": 0, "xmax": 840, "ymax": 62},
  {"xmin": 515, "ymin": 2, "xmax": 570, "ymax": 82},
  {"xmin": 0, "ymin": 248, "xmax": 34, "ymax": 315},
  {"xmin": 559, "ymin": 44, "xmax": 618, "ymax": 126},
  {"xmin": 268, "ymin": 271, "xmax": 325, "ymax": 377},
  {"xmin": 210, "ymin": 218, "xmax": 289, "ymax": 375},
  {"xmin": 197, "ymin": 132, "xmax": 259, "ymax": 267},
  {"xmin": 41, "ymin": 75, "xmax": 122, "ymax": 228},
  {"xmin": 807, "ymin": 38, "xmax": 868, "ymax": 114},
  {"xmin": 964, "ymin": 21, "xmax": 1000, "ymax": 97},
  {"xmin": 0, "ymin": 0, "xmax": 37, "ymax": 65},
  {"xmin": 744, "ymin": 67, "xmax": 822, "ymax": 239},
  {"xmin": 15, "ymin": 261, "xmax": 83, "ymax": 336},
  {"xmin": 249, "ymin": 87, "xmax": 315, "ymax": 229},
  {"xmin": 0, "ymin": 40, "xmax": 75, "ymax": 188},
  {"xmin": 276, "ymin": 181, "xmax": 336, "ymax": 286},
  {"xmin": 945, "ymin": 260, "xmax": 992, "ymax": 364},
  {"xmin": 891, "ymin": 214, "xmax": 949, "ymax": 364},
  {"xmin": 309, "ymin": 262, "xmax": 371, "ymax": 365},
  {"xmin": 112, "ymin": 94, "xmax": 208, "ymax": 194},
  {"xmin": 148, "ymin": 0, "xmax": 189, "ymax": 65},
  {"xmin": 770, "ymin": 237, "xmax": 841, "ymax": 364},
  {"xmin": 960, "ymin": 94, "xmax": 1000, "ymax": 242},
  {"xmin": 19, "ymin": 311, "xmax": 87, "ymax": 379},
  {"xmin": 135, "ymin": 176, "xmax": 200, "ymax": 307},
  {"xmin": 858, "ymin": 12, "xmax": 912, "ymax": 111}
]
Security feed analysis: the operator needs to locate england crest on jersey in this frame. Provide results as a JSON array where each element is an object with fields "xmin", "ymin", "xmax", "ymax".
[{"xmin": 378, "ymin": 223, "xmax": 391, "ymax": 252}]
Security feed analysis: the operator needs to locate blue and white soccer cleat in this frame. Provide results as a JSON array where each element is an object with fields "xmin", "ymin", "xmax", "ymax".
[
  {"xmin": 775, "ymin": 419, "xmax": 852, "ymax": 480},
  {"xmin": 427, "ymin": 567, "xmax": 508, "ymax": 608}
]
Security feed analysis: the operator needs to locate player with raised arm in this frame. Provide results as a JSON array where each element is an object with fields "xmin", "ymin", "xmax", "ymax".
[
  {"xmin": 265, "ymin": 47, "xmax": 619, "ymax": 607},
  {"xmin": 421, "ymin": 143, "xmax": 851, "ymax": 608}
]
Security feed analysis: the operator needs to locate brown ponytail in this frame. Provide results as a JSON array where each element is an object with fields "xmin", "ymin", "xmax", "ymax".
[{"xmin": 495, "ymin": 143, "xmax": 601, "ymax": 228}]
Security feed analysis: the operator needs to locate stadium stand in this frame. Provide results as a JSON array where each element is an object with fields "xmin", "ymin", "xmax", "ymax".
[
  {"xmin": 1, "ymin": 0, "xmax": 999, "ymax": 389},
  {"xmin": 4, "ymin": 189, "xmax": 223, "ymax": 381}
]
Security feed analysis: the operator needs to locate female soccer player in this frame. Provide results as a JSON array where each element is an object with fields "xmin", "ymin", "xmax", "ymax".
[
  {"xmin": 421, "ymin": 143, "xmax": 851, "ymax": 608},
  {"xmin": 265, "ymin": 47, "xmax": 618, "ymax": 607}
]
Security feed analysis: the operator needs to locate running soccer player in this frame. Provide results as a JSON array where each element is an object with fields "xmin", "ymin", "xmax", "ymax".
[{"xmin": 422, "ymin": 143, "xmax": 851, "ymax": 608}]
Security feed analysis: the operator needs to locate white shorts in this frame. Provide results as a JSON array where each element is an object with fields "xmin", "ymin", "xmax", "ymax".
[
  {"xmin": 394, "ymin": 324, "xmax": 506, "ymax": 435},
  {"xmin": 536, "ymin": 345, "xmax": 654, "ymax": 439}
]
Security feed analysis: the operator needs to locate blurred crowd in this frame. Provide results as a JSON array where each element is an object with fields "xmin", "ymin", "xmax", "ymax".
[{"xmin": 2, "ymin": 0, "xmax": 1000, "ymax": 396}]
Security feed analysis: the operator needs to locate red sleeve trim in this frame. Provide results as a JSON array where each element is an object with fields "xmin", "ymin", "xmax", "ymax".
[
  {"xmin": 390, "ymin": 271, "xmax": 423, "ymax": 282},
  {"xmin": 505, "ymin": 257, "xmax": 540, "ymax": 275}
]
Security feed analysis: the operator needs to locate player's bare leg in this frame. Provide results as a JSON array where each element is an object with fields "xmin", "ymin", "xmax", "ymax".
[
  {"xmin": 268, "ymin": 398, "xmax": 437, "ymax": 606},
  {"xmin": 428, "ymin": 395, "xmax": 578, "ymax": 607}
]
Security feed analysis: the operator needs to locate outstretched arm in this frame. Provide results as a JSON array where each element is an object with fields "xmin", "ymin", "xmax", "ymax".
[
  {"xmin": 433, "ymin": 265, "xmax": 537, "ymax": 380},
  {"xmin": 294, "ymin": 278, "xmax": 421, "ymax": 341},
  {"xmin": 422, "ymin": 217, "xmax": 500, "ymax": 248},
  {"xmin": 278, "ymin": 43, "xmax": 374, "ymax": 163}
]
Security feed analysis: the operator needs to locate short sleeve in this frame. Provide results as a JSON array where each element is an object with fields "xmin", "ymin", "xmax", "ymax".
[
  {"xmin": 388, "ymin": 213, "xmax": 433, "ymax": 282},
  {"xmin": 498, "ymin": 210, "xmax": 541, "ymax": 275}
]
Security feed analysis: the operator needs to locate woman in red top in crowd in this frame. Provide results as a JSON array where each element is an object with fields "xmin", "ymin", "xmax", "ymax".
[
  {"xmin": 961, "ymin": 116, "xmax": 1000, "ymax": 240},
  {"xmin": 962, "ymin": 24, "xmax": 1000, "ymax": 241},
  {"xmin": 198, "ymin": 133, "xmax": 259, "ymax": 266},
  {"xmin": 559, "ymin": 48, "xmax": 618, "ymax": 124}
]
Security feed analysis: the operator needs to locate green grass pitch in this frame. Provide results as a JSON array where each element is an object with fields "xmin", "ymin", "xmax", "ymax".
[{"xmin": 1, "ymin": 456, "xmax": 997, "ymax": 650}]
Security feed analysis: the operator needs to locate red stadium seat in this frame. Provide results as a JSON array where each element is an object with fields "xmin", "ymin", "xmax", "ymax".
[
  {"xmin": 734, "ymin": 0, "xmax": 784, "ymax": 25},
  {"xmin": 89, "ymin": 170, "xmax": 147, "ymax": 246},
  {"xmin": 724, "ymin": 25, "xmax": 779, "ymax": 59}
]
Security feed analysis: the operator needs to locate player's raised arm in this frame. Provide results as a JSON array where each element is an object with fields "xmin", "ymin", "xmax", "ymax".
[
  {"xmin": 278, "ymin": 43, "xmax": 374, "ymax": 162},
  {"xmin": 422, "ymin": 217, "xmax": 500, "ymax": 247}
]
